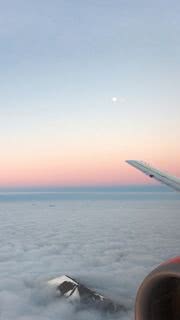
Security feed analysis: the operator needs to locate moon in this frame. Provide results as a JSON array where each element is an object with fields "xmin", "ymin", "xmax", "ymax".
[{"xmin": 112, "ymin": 97, "xmax": 117, "ymax": 103}]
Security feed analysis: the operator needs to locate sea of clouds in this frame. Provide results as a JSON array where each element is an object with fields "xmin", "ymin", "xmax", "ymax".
[{"xmin": 0, "ymin": 192, "xmax": 179, "ymax": 320}]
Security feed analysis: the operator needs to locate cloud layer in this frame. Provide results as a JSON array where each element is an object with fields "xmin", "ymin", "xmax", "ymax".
[{"xmin": 0, "ymin": 194, "xmax": 179, "ymax": 319}]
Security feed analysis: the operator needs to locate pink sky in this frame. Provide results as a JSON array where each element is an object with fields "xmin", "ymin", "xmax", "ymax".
[
  {"xmin": 1, "ymin": 140, "xmax": 180, "ymax": 187},
  {"xmin": 1, "ymin": 1, "xmax": 180, "ymax": 188}
]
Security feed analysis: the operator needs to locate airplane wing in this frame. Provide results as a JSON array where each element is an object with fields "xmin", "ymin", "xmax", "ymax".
[{"xmin": 126, "ymin": 160, "xmax": 180, "ymax": 192}]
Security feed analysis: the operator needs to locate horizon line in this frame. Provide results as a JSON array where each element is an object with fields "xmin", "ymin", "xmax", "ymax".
[{"xmin": 0, "ymin": 184, "xmax": 170, "ymax": 193}]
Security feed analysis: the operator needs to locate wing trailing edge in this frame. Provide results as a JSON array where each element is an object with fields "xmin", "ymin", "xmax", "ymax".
[{"xmin": 126, "ymin": 160, "xmax": 180, "ymax": 192}]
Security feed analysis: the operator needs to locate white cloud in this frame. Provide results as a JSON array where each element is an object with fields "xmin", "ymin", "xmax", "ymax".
[{"xmin": 0, "ymin": 195, "xmax": 179, "ymax": 319}]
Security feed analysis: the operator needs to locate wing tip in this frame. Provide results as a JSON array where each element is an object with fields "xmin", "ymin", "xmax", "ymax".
[
  {"xmin": 125, "ymin": 159, "xmax": 135, "ymax": 164},
  {"xmin": 126, "ymin": 160, "xmax": 140, "ymax": 165}
]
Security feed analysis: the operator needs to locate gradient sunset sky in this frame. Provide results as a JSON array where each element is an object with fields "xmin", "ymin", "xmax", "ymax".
[{"xmin": 1, "ymin": 0, "xmax": 180, "ymax": 188}]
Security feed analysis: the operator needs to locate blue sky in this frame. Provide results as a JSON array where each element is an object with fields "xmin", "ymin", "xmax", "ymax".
[
  {"xmin": 1, "ymin": 0, "xmax": 180, "ymax": 113},
  {"xmin": 1, "ymin": 0, "xmax": 180, "ymax": 187}
]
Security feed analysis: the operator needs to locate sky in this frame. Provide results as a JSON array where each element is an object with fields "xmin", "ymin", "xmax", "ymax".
[{"xmin": 1, "ymin": 0, "xmax": 180, "ymax": 188}]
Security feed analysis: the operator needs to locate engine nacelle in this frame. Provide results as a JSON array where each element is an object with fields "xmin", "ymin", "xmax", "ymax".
[{"xmin": 135, "ymin": 257, "xmax": 180, "ymax": 320}]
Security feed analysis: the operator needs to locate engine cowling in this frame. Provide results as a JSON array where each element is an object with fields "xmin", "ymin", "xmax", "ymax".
[{"xmin": 135, "ymin": 257, "xmax": 180, "ymax": 320}]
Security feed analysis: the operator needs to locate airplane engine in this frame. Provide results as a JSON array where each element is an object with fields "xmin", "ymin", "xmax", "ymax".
[{"xmin": 135, "ymin": 257, "xmax": 180, "ymax": 320}]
